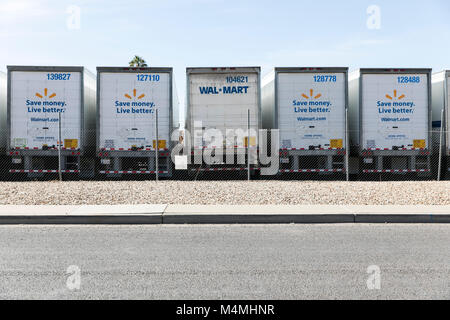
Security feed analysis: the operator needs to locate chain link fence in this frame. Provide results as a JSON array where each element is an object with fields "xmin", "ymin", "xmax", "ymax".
[{"xmin": 0, "ymin": 126, "xmax": 448, "ymax": 182}]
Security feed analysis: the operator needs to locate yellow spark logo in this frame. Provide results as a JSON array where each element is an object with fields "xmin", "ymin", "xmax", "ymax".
[
  {"xmin": 124, "ymin": 89, "xmax": 145, "ymax": 100},
  {"xmin": 35, "ymin": 88, "xmax": 56, "ymax": 99},
  {"xmin": 301, "ymin": 89, "xmax": 322, "ymax": 100},
  {"xmin": 385, "ymin": 90, "xmax": 405, "ymax": 100}
]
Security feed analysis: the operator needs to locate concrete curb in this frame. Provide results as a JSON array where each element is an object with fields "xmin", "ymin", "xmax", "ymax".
[
  {"xmin": 354, "ymin": 214, "xmax": 450, "ymax": 223},
  {"xmin": 0, "ymin": 204, "xmax": 449, "ymax": 224},
  {"xmin": 0, "ymin": 215, "xmax": 162, "ymax": 224},
  {"xmin": 162, "ymin": 214, "xmax": 355, "ymax": 224},
  {"xmin": 162, "ymin": 205, "xmax": 450, "ymax": 224},
  {"xmin": 0, "ymin": 205, "xmax": 165, "ymax": 224}
]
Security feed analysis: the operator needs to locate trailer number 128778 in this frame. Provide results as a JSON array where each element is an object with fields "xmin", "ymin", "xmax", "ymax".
[{"xmin": 313, "ymin": 75, "xmax": 337, "ymax": 82}]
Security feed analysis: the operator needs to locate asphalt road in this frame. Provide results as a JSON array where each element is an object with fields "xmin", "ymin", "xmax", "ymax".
[{"xmin": 0, "ymin": 224, "xmax": 449, "ymax": 299}]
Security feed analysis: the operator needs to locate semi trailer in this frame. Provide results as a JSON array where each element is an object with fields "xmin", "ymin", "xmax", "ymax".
[
  {"xmin": 96, "ymin": 67, "xmax": 179, "ymax": 177},
  {"xmin": 185, "ymin": 67, "xmax": 261, "ymax": 175},
  {"xmin": 431, "ymin": 70, "xmax": 450, "ymax": 178},
  {"xmin": 7, "ymin": 66, "xmax": 96, "ymax": 178},
  {"xmin": 0, "ymin": 71, "xmax": 6, "ymax": 179},
  {"xmin": 349, "ymin": 68, "xmax": 432, "ymax": 175},
  {"xmin": 262, "ymin": 67, "xmax": 348, "ymax": 176}
]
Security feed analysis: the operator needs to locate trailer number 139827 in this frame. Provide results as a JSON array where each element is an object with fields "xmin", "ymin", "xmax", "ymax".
[{"xmin": 47, "ymin": 73, "xmax": 71, "ymax": 80}]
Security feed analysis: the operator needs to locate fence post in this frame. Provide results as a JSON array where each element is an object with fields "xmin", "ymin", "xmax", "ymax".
[
  {"xmin": 247, "ymin": 109, "xmax": 250, "ymax": 181},
  {"xmin": 58, "ymin": 112, "xmax": 62, "ymax": 182},
  {"xmin": 437, "ymin": 108, "xmax": 444, "ymax": 181},
  {"xmin": 155, "ymin": 108, "xmax": 159, "ymax": 182},
  {"xmin": 345, "ymin": 108, "xmax": 349, "ymax": 181}
]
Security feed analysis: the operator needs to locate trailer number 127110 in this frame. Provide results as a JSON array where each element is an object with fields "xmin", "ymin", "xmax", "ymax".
[{"xmin": 137, "ymin": 74, "xmax": 160, "ymax": 82}]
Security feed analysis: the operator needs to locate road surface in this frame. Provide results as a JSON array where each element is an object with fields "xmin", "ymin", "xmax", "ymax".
[{"xmin": 0, "ymin": 224, "xmax": 449, "ymax": 299}]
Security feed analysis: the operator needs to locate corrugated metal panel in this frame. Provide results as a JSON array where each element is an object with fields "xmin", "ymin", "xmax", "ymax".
[
  {"xmin": 186, "ymin": 67, "xmax": 261, "ymax": 148},
  {"xmin": 0, "ymin": 72, "xmax": 6, "ymax": 152},
  {"xmin": 83, "ymin": 68, "xmax": 97, "ymax": 153},
  {"xmin": 447, "ymin": 73, "xmax": 450, "ymax": 155},
  {"xmin": 261, "ymin": 70, "xmax": 275, "ymax": 130}
]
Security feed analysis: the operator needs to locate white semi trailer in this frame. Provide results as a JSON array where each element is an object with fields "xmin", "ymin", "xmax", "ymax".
[
  {"xmin": 262, "ymin": 67, "xmax": 348, "ymax": 175},
  {"xmin": 7, "ymin": 66, "xmax": 96, "ymax": 178},
  {"xmin": 185, "ymin": 67, "xmax": 261, "ymax": 174},
  {"xmin": 0, "ymin": 71, "xmax": 6, "ymax": 178},
  {"xmin": 96, "ymin": 67, "xmax": 179, "ymax": 177},
  {"xmin": 349, "ymin": 68, "xmax": 432, "ymax": 175},
  {"xmin": 432, "ymin": 70, "xmax": 450, "ymax": 177}
]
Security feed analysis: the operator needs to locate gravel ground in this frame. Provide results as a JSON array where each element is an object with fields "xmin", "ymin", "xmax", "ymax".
[{"xmin": 0, "ymin": 181, "xmax": 449, "ymax": 205}]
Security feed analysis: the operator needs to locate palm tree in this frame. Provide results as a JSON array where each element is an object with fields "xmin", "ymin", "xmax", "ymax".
[{"xmin": 129, "ymin": 55, "xmax": 148, "ymax": 67}]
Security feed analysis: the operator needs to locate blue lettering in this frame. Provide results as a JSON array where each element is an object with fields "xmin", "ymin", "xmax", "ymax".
[{"xmin": 199, "ymin": 87, "xmax": 219, "ymax": 94}]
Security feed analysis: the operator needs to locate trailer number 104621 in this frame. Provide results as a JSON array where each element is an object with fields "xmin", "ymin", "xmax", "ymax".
[{"xmin": 226, "ymin": 76, "xmax": 248, "ymax": 83}]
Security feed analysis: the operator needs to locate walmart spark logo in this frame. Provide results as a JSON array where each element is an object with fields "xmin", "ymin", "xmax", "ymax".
[
  {"xmin": 35, "ymin": 88, "xmax": 56, "ymax": 99},
  {"xmin": 385, "ymin": 90, "xmax": 405, "ymax": 100},
  {"xmin": 124, "ymin": 89, "xmax": 145, "ymax": 100},
  {"xmin": 301, "ymin": 89, "xmax": 322, "ymax": 100}
]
